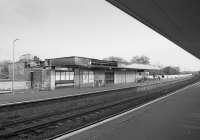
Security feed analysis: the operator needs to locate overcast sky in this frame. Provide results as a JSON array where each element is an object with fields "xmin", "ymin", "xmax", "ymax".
[{"xmin": 0, "ymin": 0, "xmax": 200, "ymax": 71}]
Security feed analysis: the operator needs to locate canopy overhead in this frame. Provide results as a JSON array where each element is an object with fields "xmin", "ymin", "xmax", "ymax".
[{"xmin": 106, "ymin": 0, "xmax": 200, "ymax": 59}]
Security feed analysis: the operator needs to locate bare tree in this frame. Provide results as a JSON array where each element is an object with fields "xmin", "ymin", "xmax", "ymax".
[
  {"xmin": 161, "ymin": 66, "xmax": 180, "ymax": 75},
  {"xmin": 130, "ymin": 55, "xmax": 150, "ymax": 64}
]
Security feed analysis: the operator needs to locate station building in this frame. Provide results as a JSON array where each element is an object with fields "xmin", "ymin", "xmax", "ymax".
[
  {"xmin": 29, "ymin": 56, "xmax": 159, "ymax": 90},
  {"xmin": 8, "ymin": 56, "xmax": 159, "ymax": 91}
]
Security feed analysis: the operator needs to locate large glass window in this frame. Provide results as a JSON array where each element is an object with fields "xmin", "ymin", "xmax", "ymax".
[
  {"xmin": 83, "ymin": 70, "xmax": 94, "ymax": 83},
  {"xmin": 65, "ymin": 72, "xmax": 70, "ymax": 80},
  {"xmin": 56, "ymin": 72, "xmax": 60, "ymax": 81},
  {"xmin": 83, "ymin": 71, "xmax": 88, "ymax": 83},
  {"xmin": 61, "ymin": 72, "xmax": 65, "ymax": 80},
  {"xmin": 55, "ymin": 71, "xmax": 74, "ymax": 81},
  {"xmin": 69, "ymin": 72, "xmax": 74, "ymax": 80},
  {"xmin": 89, "ymin": 71, "xmax": 94, "ymax": 83}
]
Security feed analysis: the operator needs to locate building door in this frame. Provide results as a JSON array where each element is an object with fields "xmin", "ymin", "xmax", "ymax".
[
  {"xmin": 105, "ymin": 70, "xmax": 114, "ymax": 84},
  {"xmin": 30, "ymin": 72, "xmax": 34, "ymax": 88}
]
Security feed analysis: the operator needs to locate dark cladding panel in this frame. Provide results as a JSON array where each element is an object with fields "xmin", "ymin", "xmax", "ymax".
[
  {"xmin": 91, "ymin": 59, "xmax": 117, "ymax": 67},
  {"xmin": 46, "ymin": 56, "xmax": 118, "ymax": 69},
  {"xmin": 46, "ymin": 57, "xmax": 76, "ymax": 67},
  {"xmin": 74, "ymin": 57, "xmax": 91, "ymax": 67}
]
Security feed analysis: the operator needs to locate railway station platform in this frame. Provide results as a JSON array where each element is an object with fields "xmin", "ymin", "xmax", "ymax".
[
  {"xmin": 58, "ymin": 81, "xmax": 200, "ymax": 140},
  {"xmin": 0, "ymin": 79, "xmax": 175, "ymax": 106}
]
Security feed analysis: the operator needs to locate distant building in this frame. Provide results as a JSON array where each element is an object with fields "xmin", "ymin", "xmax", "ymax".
[
  {"xmin": 7, "ymin": 54, "xmax": 43, "ymax": 89},
  {"xmin": 0, "ymin": 65, "xmax": 5, "ymax": 79},
  {"xmin": 18, "ymin": 54, "xmax": 34, "ymax": 63},
  {"xmin": 8, "ymin": 62, "xmax": 31, "ymax": 81},
  {"xmin": 0, "ymin": 65, "xmax": 3, "ymax": 73},
  {"xmin": 39, "ymin": 56, "xmax": 159, "ymax": 90},
  {"xmin": 0, "ymin": 61, "xmax": 10, "ymax": 79}
]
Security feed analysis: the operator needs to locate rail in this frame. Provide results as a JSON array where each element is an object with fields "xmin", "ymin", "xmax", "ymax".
[{"xmin": 0, "ymin": 75, "xmax": 199, "ymax": 139}]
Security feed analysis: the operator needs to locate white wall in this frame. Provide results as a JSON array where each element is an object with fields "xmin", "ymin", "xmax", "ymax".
[
  {"xmin": 114, "ymin": 70, "xmax": 126, "ymax": 84},
  {"xmin": 114, "ymin": 70, "xmax": 137, "ymax": 84},
  {"xmin": 50, "ymin": 70, "xmax": 55, "ymax": 90},
  {"xmin": 163, "ymin": 74, "xmax": 192, "ymax": 79},
  {"xmin": 0, "ymin": 81, "xmax": 31, "ymax": 90},
  {"xmin": 125, "ymin": 71, "xmax": 137, "ymax": 83},
  {"xmin": 147, "ymin": 74, "xmax": 192, "ymax": 80}
]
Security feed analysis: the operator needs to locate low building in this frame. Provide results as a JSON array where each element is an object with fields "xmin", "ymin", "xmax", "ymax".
[
  {"xmin": 33, "ymin": 56, "xmax": 159, "ymax": 90},
  {"xmin": 7, "ymin": 58, "xmax": 44, "ymax": 90},
  {"xmin": 7, "ymin": 56, "xmax": 160, "ymax": 91},
  {"xmin": 8, "ymin": 62, "xmax": 31, "ymax": 81},
  {"xmin": 43, "ymin": 56, "xmax": 118, "ymax": 90}
]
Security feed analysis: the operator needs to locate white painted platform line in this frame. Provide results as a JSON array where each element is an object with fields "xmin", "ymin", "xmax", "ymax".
[
  {"xmin": 54, "ymin": 81, "xmax": 200, "ymax": 140},
  {"xmin": 0, "ymin": 91, "xmax": 11, "ymax": 94}
]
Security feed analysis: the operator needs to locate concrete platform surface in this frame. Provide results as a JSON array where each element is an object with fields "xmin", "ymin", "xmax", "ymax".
[
  {"xmin": 0, "ymin": 79, "xmax": 173, "ymax": 106},
  {"xmin": 59, "ymin": 81, "xmax": 200, "ymax": 140}
]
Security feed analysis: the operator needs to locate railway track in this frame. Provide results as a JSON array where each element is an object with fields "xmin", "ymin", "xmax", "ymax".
[
  {"xmin": 1, "ymin": 96, "xmax": 145, "ymax": 140},
  {"xmin": 0, "ymin": 76, "xmax": 199, "ymax": 140}
]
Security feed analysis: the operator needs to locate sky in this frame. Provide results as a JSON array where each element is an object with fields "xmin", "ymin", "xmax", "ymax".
[{"xmin": 0, "ymin": 0, "xmax": 200, "ymax": 71}]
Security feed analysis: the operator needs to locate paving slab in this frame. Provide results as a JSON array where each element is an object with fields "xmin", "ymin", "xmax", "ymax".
[{"xmin": 61, "ymin": 81, "xmax": 200, "ymax": 140}]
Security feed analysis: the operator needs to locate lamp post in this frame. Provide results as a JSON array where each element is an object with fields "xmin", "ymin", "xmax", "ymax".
[{"xmin": 12, "ymin": 38, "xmax": 20, "ymax": 94}]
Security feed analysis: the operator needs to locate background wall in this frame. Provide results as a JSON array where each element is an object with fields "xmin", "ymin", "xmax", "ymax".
[{"xmin": 0, "ymin": 81, "xmax": 31, "ymax": 91}]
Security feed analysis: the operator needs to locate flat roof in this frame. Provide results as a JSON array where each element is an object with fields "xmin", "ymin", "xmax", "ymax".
[
  {"xmin": 118, "ymin": 64, "xmax": 160, "ymax": 70},
  {"xmin": 46, "ymin": 56, "xmax": 117, "ymax": 63},
  {"xmin": 45, "ymin": 56, "xmax": 159, "ymax": 70},
  {"xmin": 45, "ymin": 56, "xmax": 118, "ymax": 69}
]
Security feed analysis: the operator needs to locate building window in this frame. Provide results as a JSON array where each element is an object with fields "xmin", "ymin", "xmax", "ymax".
[
  {"xmin": 89, "ymin": 71, "xmax": 94, "ymax": 83},
  {"xmin": 69, "ymin": 72, "xmax": 74, "ymax": 80},
  {"xmin": 55, "ymin": 71, "xmax": 74, "ymax": 81},
  {"xmin": 83, "ymin": 71, "xmax": 89, "ymax": 83},
  {"xmin": 61, "ymin": 72, "xmax": 65, "ymax": 80},
  {"xmin": 56, "ymin": 72, "xmax": 60, "ymax": 80},
  {"xmin": 65, "ymin": 72, "xmax": 70, "ymax": 80},
  {"xmin": 83, "ymin": 70, "xmax": 94, "ymax": 83}
]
